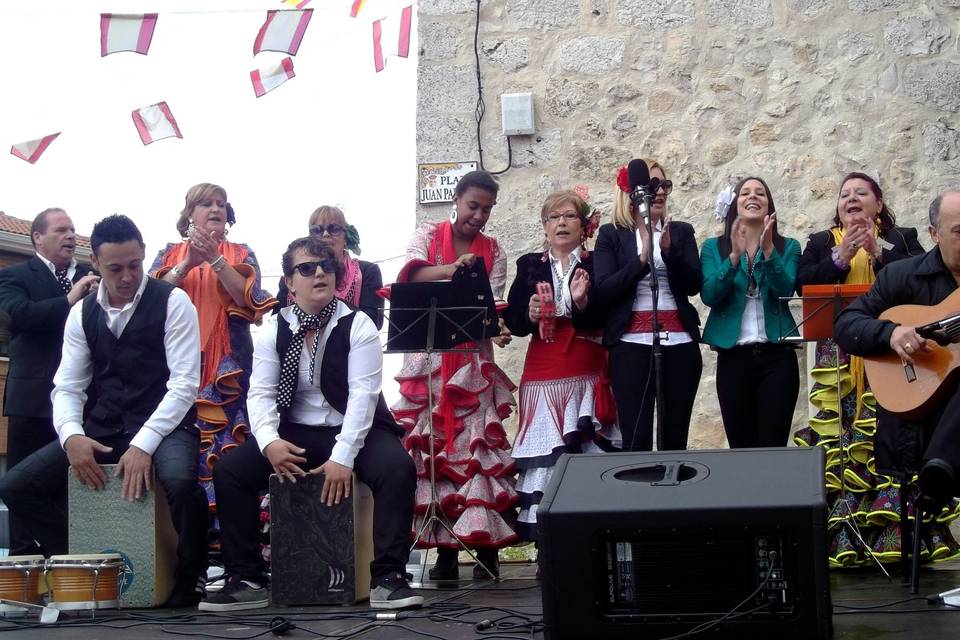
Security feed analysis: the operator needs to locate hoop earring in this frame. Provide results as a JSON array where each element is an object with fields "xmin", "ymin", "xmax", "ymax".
[
  {"xmin": 187, "ymin": 220, "xmax": 196, "ymax": 236},
  {"xmin": 449, "ymin": 204, "xmax": 458, "ymax": 224}
]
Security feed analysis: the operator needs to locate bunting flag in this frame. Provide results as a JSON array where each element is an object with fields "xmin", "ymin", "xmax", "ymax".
[
  {"xmin": 250, "ymin": 57, "xmax": 296, "ymax": 98},
  {"xmin": 100, "ymin": 13, "xmax": 158, "ymax": 57},
  {"xmin": 281, "ymin": 0, "xmax": 311, "ymax": 7},
  {"xmin": 350, "ymin": 0, "xmax": 366, "ymax": 17},
  {"xmin": 131, "ymin": 102, "xmax": 182, "ymax": 145},
  {"xmin": 373, "ymin": 6, "xmax": 412, "ymax": 73},
  {"xmin": 10, "ymin": 132, "xmax": 61, "ymax": 164},
  {"xmin": 253, "ymin": 9, "xmax": 313, "ymax": 56}
]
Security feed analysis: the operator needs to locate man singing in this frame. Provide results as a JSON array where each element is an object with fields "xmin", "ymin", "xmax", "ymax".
[{"xmin": 0, "ymin": 214, "xmax": 208, "ymax": 607}]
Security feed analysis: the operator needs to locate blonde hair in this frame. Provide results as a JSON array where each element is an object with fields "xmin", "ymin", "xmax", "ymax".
[
  {"xmin": 611, "ymin": 158, "xmax": 665, "ymax": 231},
  {"xmin": 540, "ymin": 190, "xmax": 590, "ymax": 224},
  {"xmin": 308, "ymin": 205, "xmax": 347, "ymax": 228},
  {"xmin": 177, "ymin": 183, "xmax": 227, "ymax": 238}
]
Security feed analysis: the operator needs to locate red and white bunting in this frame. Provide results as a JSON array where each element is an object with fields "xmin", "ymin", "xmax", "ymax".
[
  {"xmin": 131, "ymin": 102, "xmax": 182, "ymax": 145},
  {"xmin": 10, "ymin": 132, "xmax": 61, "ymax": 164},
  {"xmin": 251, "ymin": 57, "xmax": 296, "ymax": 98},
  {"xmin": 373, "ymin": 6, "xmax": 412, "ymax": 73},
  {"xmin": 253, "ymin": 9, "xmax": 313, "ymax": 56},
  {"xmin": 100, "ymin": 13, "xmax": 158, "ymax": 57}
]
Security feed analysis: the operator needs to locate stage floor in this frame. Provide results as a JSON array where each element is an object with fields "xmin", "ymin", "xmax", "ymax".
[{"xmin": 4, "ymin": 559, "xmax": 960, "ymax": 639}]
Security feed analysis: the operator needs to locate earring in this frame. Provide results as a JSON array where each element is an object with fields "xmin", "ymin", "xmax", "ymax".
[
  {"xmin": 187, "ymin": 220, "xmax": 196, "ymax": 237},
  {"xmin": 222, "ymin": 226, "xmax": 230, "ymax": 238},
  {"xmin": 449, "ymin": 204, "xmax": 458, "ymax": 224}
]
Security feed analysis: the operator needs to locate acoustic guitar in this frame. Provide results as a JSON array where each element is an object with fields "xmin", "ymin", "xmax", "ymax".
[{"xmin": 863, "ymin": 288, "xmax": 960, "ymax": 419}]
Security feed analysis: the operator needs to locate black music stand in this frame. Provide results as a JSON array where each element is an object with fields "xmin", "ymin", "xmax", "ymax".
[
  {"xmin": 782, "ymin": 285, "xmax": 890, "ymax": 578},
  {"xmin": 384, "ymin": 262, "xmax": 500, "ymax": 585}
]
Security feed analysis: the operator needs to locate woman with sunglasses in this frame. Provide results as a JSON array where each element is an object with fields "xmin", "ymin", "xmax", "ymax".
[
  {"xmin": 701, "ymin": 176, "xmax": 800, "ymax": 448},
  {"xmin": 152, "ymin": 183, "xmax": 277, "ymax": 530},
  {"xmin": 277, "ymin": 205, "xmax": 384, "ymax": 328},
  {"xmin": 594, "ymin": 160, "xmax": 703, "ymax": 452},
  {"xmin": 391, "ymin": 170, "xmax": 517, "ymax": 581}
]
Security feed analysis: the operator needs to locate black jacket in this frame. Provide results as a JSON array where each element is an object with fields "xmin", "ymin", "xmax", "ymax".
[
  {"xmin": 593, "ymin": 222, "xmax": 701, "ymax": 346},
  {"xmin": 0, "ymin": 257, "xmax": 93, "ymax": 417},
  {"xmin": 503, "ymin": 252, "xmax": 605, "ymax": 338},
  {"xmin": 276, "ymin": 259, "xmax": 384, "ymax": 329},
  {"xmin": 795, "ymin": 226, "xmax": 924, "ymax": 294}
]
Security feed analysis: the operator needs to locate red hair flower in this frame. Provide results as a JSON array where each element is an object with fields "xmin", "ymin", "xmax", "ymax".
[
  {"xmin": 616, "ymin": 165, "xmax": 630, "ymax": 193},
  {"xmin": 584, "ymin": 209, "xmax": 601, "ymax": 239}
]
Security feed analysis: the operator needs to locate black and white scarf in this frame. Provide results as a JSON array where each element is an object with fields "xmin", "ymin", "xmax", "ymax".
[{"xmin": 277, "ymin": 299, "xmax": 338, "ymax": 409}]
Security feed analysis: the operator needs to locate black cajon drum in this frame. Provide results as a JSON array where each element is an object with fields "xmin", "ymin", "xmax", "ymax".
[{"xmin": 269, "ymin": 473, "xmax": 374, "ymax": 605}]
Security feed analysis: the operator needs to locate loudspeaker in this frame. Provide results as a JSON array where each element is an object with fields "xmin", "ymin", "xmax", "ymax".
[
  {"xmin": 538, "ymin": 448, "xmax": 832, "ymax": 640},
  {"xmin": 68, "ymin": 465, "xmax": 178, "ymax": 608},
  {"xmin": 269, "ymin": 473, "xmax": 374, "ymax": 605}
]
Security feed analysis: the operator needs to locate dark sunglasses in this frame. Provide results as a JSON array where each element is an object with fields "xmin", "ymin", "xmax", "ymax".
[
  {"xmin": 292, "ymin": 259, "xmax": 338, "ymax": 278},
  {"xmin": 656, "ymin": 180, "xmax": 673, "ymax": 195},
  {"xmin": 309, "ymin": 223, "xmax": 345, "ymax": 237}
]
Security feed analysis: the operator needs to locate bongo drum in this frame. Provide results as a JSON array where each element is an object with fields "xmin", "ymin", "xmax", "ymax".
[
  {"xmin": 46, "ymin": 554, "xmax": 124, "ymax": 610},
  {"xmin": 0, "ymin": 555, "xmax": 45, "ymax": 615}
]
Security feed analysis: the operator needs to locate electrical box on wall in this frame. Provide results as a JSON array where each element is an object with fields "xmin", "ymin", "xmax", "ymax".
[{"xmin": 501, "ymin": 92, "xmax": 535, "ymax": 136}]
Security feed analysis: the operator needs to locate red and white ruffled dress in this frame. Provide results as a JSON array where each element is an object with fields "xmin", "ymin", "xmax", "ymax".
[{"xmin": 391, "ymin": 221, "xmax": 518, "ymax": 548}]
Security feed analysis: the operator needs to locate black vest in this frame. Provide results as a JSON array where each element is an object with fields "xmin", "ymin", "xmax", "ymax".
[
  {"xmin": 276, "ymin": 310, "xmax": 403, "ymax": 437},
  {"xmin": 81, "ymin": 278, "xmax": 197, "ymax": 438}
]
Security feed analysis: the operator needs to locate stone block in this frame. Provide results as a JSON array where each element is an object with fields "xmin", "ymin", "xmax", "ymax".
[
  {"xmin": 921, "ymin": 121, "xmax": 960, "ymax": 170},
  {"xmin": 883, "ymin": 16, "xmax": 951, "ymax": 57},
  {"xmin": 420, "ymin": 22, "xmax": 462, "ymax": 61},
  {"xmin": 785, "ymin": 0, "xmax": 836, "ymax": 18},
  {"xmin": 836, "ymin": 30, "xmax": 877, "ymax": 63},
  {"xmin": 706, "ymin": 141, "xmax": 738, "ymax": 166},
  {"xmin": 616, "ymin": 0, "xmax": 695, "ymax": 29},
  {"xmin": 420, "ymin": 0, "xmax": 477, "ymax": 15},
  {"xmin": 611, "ymin": 112, "xmax": 637, "ymax": 135},
  {"xmin": 511, "ymin": 130, "xmax": 562, "ymax": 168},
  {"xmin": 559, "ymin": 36, "xmax": 625, "ymax": 74},
  {"xmin": 607, "ymin": 83, "xmax": 641, "ymax": 105},
  {"xmin": 569, "ymin": 144, "xmax": 630, "ymax": 180},
  {"xmin": 902, "ymin": 60, "xmax": 960, "ymax": 112},
  {"xmin": 507, "ymin": 0, "xmax": 580, "ymax": 27},
  {"xmin": 847, "ymin": 0, "xmax": 909, "ymax": 10},
  {"xmin": 704, "ymin": 0, "xmax": 774, "ymax": 27},
  {"xmin": 481, "ymin": 37, "xmax": 529, "ymax": 72},
  {"xmin": 749, "ymin": 120, "xmax": 782, "ymax": 145},
  {"xmin": 741, "ymin": 45, "xmax": 772, "ymax": 73},
  {"xmin": 545, "ymin": 77, "xmax": 600, "ymax": 118},
  {"xmin": 417, "ymin": 115, "xmax": 476, "ymax": 160},
  {"xmin": 647, "ymin": 90, "xmax": 676, "ymax": 114},
  {"xmin": 417, "ymin": 65, "xmax": 476, "ymax": 113}
]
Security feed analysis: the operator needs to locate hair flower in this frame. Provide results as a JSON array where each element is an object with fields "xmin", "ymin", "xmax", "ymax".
[
  {"xmin": 616, "ymin": 165, "xmax": 631, "ymax": 194},
  {"xmin": 714, "ymin": 185, "xmax": 735, "ymax": 221}
]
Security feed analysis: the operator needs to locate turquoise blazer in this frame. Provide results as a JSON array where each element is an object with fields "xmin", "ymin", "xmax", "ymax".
[{"xmin": 700, "ymin": 236, "xmax": 800, "ymax": 348}]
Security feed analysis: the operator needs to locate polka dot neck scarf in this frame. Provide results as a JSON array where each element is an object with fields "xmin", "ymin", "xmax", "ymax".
[
  {"xmin": 55, "ymin": 268, "xmax": 72, "ymax": 294},
  {"xmin": 277, "ymin": 299, "xmax": 338, "ymax": 409}
]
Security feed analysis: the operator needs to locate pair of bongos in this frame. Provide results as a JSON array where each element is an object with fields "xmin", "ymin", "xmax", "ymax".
[{"xmin": 0, "ymin": 554, "xmax": 124, "ymax": 613}]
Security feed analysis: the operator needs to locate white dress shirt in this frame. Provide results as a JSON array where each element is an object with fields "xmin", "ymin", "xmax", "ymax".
[
  {"xmin": 52, "ymin": 273, "xmax": 201, "ymax": 455},
  {"xmin": 36, "ymin": 253, "xmax": 77, "ymax": 282},
  {"xmin": 247, "ymin": 303, "xmax": 383, "ymax": 469},
  {"xmin": 547, "ymin": 249, "xmax": 580, "ymax": 317}
]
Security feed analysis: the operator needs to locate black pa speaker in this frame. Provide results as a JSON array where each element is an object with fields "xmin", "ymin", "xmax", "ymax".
[{"xmin": 538, "ymin": 448, "xmax": 831, "ymax": 639}]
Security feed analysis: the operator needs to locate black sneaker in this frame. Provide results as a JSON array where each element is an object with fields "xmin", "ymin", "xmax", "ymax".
[
  {"xmin": 198, "ymin": 576, "xmax": 269, "ymax": 612},
  {"xmin": 369, "ymin": 572, "xmax": 424, "ymax": 610},
  {"xmin": 164, "ymin": 575, "xmax": 206, "ymax": 608}
]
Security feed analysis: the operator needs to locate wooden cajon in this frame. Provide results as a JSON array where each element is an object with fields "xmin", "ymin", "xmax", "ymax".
[
  {"xmin": 269, "ymin": 473, "xmax": 374, "ymax": 605},
  {"xmin": 68, "ymin": 464, "xmax": 178, "ymax": 608}
]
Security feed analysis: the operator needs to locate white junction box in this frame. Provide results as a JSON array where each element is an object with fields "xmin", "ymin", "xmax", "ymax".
[{"xmin": 501, "ymin": 92, "xmax": 535, "ymax": 136}]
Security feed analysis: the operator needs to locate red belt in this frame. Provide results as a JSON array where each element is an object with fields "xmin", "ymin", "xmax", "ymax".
[{"xmin": 626, "ymin": 310, "xmax": 683, "ymax": 333}]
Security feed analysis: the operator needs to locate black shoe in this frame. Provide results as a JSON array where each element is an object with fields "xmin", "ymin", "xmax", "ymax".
[
  {"xmin": 164, "ymin": 575, "xmax": 206, "ymax": 608},
  {"xmin": 198, "ymin": 576, "xmax": 269, "ymax": 612},
  {"xmin": 370, "ymin": 572, "xmax": 424, "ymax": 609},
  {"xmin": 918, "ymin": 458, "xmax": 956, "ymax": 508},
  {"xmin": 428, "ymin": 548, "xmax": 459, "ymax": 581},
  {"xmin": 473, "ymin": 549, "xmax": 499, "ymax": 580}
]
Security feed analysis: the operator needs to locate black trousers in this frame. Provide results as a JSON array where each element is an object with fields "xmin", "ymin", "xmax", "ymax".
[
  {"xmin": 214, "ymin": 422, "xmax": 416, "ymax": 582},
  {"xmin": 4, "ymin": 414, "xmax": 58, "ymax": 555},
  {"xmin": 0, "ymin": 428, "xmax": 208, "ymax": 583},
  {"xmin": 608, "ymin": 340, "xmax": 703, "ymax": 452},
  {"xmin": 715, "ymin": 344, "xmax": 800, "ymax": 448}
]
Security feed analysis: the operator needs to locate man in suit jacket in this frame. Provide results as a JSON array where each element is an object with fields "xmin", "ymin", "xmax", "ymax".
[{"xmin": 0, "ymin": 208, "xmax": 99, "ymax": 554}]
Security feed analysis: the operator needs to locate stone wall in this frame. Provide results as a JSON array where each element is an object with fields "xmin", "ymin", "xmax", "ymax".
[{"xmin": 415, "ymin": 0, "xmax": 960, "ymax": 447}]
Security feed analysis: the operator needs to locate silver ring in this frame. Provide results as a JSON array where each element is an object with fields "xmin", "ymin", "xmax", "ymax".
[{"xmin": 905, "ymin": 344, "xmax": 913, "ymax": 352}]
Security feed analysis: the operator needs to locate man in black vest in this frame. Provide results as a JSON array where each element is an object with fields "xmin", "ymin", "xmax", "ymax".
[
  {"xmin": 200, "ymin": 236, "xmax": 421, "ymax": 611},
  {"xmin": 0, "ymin": 214, "xmax": 208, "ymax": 607},
  {"xmin": 0, "ymin": 208, "xmax": 99, "ymax": 554}
]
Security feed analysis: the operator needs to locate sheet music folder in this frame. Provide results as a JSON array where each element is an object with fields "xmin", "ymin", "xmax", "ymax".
[
  {"xmin": 385, "ymin": 260, "xmax": 498, "ymax": 353},
  {"xmin": 799, "ymin": 283, "xmax": 872, "ymax": 342}
]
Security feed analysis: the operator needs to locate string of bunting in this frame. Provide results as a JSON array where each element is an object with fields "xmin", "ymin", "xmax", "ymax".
[{"xmin": 8, "ymin": 2, "xmax": 412, "ymax": 164}]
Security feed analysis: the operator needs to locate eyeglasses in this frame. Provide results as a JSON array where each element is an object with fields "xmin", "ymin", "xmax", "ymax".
[
  {"xmin": 309, "ymin": 223, "xmax": 345, "ymax": 237},
  {"xmin": 544, "ymin": 211, "xmax": 580, "ymax": 224},
  {"xmin": 292, "ymin": 259, "xmax": 338, "ymax": 278},
  {"xmin": 655, "ymin": 180, "xmax": 673, "ymax": 195}
]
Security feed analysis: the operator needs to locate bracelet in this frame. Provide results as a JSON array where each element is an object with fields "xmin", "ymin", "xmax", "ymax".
[
  {"xmin": 170, "ymin": 264, "xmax": 185, "ymax": 281},
  {"xmin": 831, "ymin": 246, "xmax": 849, "ymax": 270},
  {"xmin": 210, "ymin": 255, "xmax": 227, "ymax": 273}
]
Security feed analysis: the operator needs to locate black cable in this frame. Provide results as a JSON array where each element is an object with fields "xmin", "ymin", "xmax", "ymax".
[
  {"xmin": 627, "ymin": 342, "xmax": 656, "ymax": 451},
  {"xmin": 472, "ymin": 0, "xmax": 510, "ymax": 175},
  {"xmin": 833, "ymin": 596, "xmax": 929, "ymax": 610}
]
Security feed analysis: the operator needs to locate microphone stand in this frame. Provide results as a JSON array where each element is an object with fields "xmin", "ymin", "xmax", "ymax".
[{"xmin": 637, "ymin": 187, "xmax": 666, "ymax": 451}]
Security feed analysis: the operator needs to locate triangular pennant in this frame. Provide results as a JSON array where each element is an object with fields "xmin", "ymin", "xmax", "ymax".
[
  {"xmin": 100, "ymin": 13, "xmax": 158, "ymax": 56},
  {"xmin": 350, "ymin": 0, "xmax": 366, "ymax": 17},
  {"xmin": 131, "ymin": 102, "xmax": 182, "ymax": 145},
  {"xmin": 281, "ymin": 0, "xmax": 312, "ymax": 7},
  {"xmin": 373, "ymin": 6, "xmax": 412, "ymax": 72},
  {"xmin": 251, "ymin": 57, "xmax": 296, "ymax": 98},
  {"xmin": 253, "ymin": 9, "xmax": 313, "ymax": 56},
  {"xmin": 10, "ymin": 132, "xmax": 61, "ymax": 164}
]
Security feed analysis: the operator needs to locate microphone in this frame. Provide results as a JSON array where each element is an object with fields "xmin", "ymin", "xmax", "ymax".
[{"xmin": 627, "ymin": 159, "xmax": 650, "ymax": 223}]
